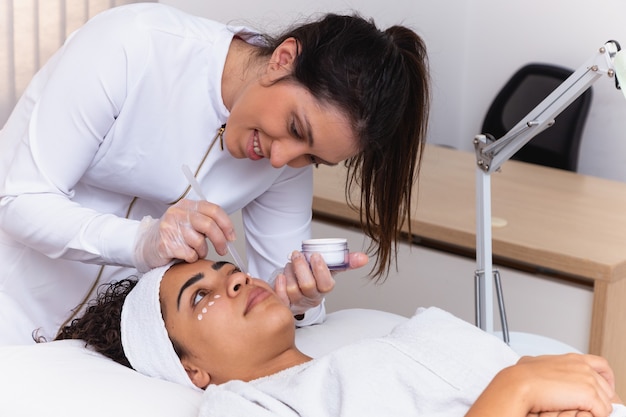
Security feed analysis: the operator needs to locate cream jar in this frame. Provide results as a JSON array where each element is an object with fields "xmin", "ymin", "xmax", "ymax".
[{"xmin": 301, "ymin": 238, "xmax": 349, "ymax": 270}]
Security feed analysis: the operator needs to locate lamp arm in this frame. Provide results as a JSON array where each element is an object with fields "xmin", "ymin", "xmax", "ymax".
[
  {"xmin": 474, "ymin": 40, "xmax": 620, "ymax": 174},
  {"xmin": 472, "ymin": 40, "xmax": 620, "ymax": 338}
]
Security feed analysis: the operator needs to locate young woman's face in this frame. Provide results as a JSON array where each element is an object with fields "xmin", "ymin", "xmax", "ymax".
[
  {"xmin": 224, "ymin": 40, "xmax": 359, "ymax": 168},
  {"xmin": 159, "ymin": 260, "xmax": 296, "ymax": 385}
]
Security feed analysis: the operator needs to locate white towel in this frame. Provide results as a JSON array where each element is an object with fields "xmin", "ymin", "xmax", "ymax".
[
  {"xmin": 200, "ymin": 307, "xmax": 519, "ymax": 416},
  {"xmin": 614, "ymin": 405, "xmax": 626, "ymax": 417},
  {"xmin": 199, "ymin": 307, "xmax": 626, "ymax": 416},
  {"xmin": 120, "ymin": 261, "xmax": 200, "ymax": 391}
]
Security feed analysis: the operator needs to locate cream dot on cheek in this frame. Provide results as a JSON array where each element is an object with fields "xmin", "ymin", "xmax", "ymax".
[
  {"xmin": 197, "ymin": 314, "xmax": 203, "ymax": 321},
  {"xmin": 202, "ymin": 307, "xmax": 208, "ymax": 314},
  {"xmin": 214, "ymin": 295, "xmax": 221, "ymax": 299}
]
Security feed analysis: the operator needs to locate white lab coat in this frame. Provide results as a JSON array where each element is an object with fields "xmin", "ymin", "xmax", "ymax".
[{"xmin": 0, "ymin": 3, "xmax": 320, "ymax": 345}]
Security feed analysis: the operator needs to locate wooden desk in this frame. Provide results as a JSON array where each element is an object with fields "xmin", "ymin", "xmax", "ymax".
[{"xmin": 313, "ymin": 144, "xmax": 626, "ymax": 394}]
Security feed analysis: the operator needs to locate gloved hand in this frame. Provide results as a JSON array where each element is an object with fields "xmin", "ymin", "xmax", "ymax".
[
  {"xmin": 273, "ymin": 250, "xmax": 368, "ymax": 315},
  {"xmin": 132, "ymin": 198, "xmax": 234, "ymax": 272}
]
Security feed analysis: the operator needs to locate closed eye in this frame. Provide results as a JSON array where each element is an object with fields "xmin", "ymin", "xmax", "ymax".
[
  {"xmin": 290, "ymin": 120, "xmax": 302, "ymax": 140},
  {"xmin": 289, "ymin": 116, "xmax": 336, "ymax": 167},
  {"xmin": 309, "ymin": 154, "xmax": 336, "ymax": 167},
  {"xmin": 309, "ymin": 155, "xmax": 319, "ymax": 167},
  {"xmin": 293, "ymin": 120, "xmax": 318, "ymax": 166}
]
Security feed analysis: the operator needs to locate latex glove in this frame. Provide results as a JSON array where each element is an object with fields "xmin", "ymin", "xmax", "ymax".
[
  {"xmin": 133, "ymin": 198, "xmax": 235, "ymax": 272},
  {"xmin": 274, "ymin": 250, "xmax": 368, "ymax": 315}
]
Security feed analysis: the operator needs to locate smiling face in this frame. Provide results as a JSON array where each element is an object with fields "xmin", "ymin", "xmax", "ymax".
[
  {"xmin": 223, "ymin": 38, "xmax": 359, "ymax": 168},
  {"xmin": 159, "ymin": 260, "xmax": 301, "ymax": 387}
]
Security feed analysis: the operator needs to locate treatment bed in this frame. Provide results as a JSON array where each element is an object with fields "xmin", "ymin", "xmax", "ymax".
[{"xmin": 0, "ymin": 306, "xmax": 582, "ymax": 416}]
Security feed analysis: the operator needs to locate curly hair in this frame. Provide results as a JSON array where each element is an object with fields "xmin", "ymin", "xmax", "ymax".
[{"xmin": 55, "ymin": 279, "xmax": 137, "ymax": 368}]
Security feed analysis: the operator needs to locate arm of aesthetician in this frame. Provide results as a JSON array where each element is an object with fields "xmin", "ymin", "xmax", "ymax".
[
  {"xmin": 0, "ymin": 11, "xmax": 153, "ymax": 266},
  {"xmin": 466, "ymin": 354, "xmax": 619, "ymax": 417}
]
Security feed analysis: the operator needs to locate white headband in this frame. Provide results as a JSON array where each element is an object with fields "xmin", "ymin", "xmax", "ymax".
[{"xmin": 120, "ymin": 262, "xmax": 200, "ymax": 391}]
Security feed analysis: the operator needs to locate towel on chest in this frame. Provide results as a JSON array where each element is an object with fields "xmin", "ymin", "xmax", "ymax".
[{"xmin": 199, "ymin": 307, "xmax": 520, "ymax": 417}]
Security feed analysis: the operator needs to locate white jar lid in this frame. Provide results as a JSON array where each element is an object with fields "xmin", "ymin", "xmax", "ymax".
[{"xmin": 302, "ymin": 238, "xmax": 347, "ymax": 245}]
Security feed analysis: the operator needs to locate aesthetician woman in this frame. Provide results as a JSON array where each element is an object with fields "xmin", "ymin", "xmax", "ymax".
[{"xmin": 0, "ymin": 3, "xmax": 429, "ymax": 344}]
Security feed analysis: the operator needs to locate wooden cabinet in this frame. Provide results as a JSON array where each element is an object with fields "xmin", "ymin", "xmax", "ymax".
[{"xmin": 314, "ymin": 218, "xmax": 593, "ymax": 353}]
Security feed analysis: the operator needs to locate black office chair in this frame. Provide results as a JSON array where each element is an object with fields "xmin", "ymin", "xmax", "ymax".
[{"xmin": 481, "ymin": 63, "xmax": 593, "ymax": 172}]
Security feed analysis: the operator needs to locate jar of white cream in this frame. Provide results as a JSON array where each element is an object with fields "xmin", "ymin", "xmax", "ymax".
[{"xmin": 301, "ymin": 238, "xmax": 349, "ymax": 270}]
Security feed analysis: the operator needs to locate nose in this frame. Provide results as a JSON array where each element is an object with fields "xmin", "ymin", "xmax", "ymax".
[
  {"xmin": 269, "ymin": 140, "xmax": 310, "ymax": 168},
  {"xmin": 227, "ymin": 272, "xmax": 250, "ymax": 297}
]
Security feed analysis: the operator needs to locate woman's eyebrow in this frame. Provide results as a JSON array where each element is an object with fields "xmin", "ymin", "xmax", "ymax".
[
  {"xmin": 303, "ymin": 116, "xmax": 314, "ymax": 147},
  {"xmin": 175, "ymin": 262, "xmax": 234, "ymax": 309},
  {"xmin": 176, "ymin": 272, "xmax": 204, "ymax": 311},
  {"xmin": 212, "ymin": 261, "xmax": 228, "ymax": 271},
  {"xmin": 301, "ymin": 115, "xmax": 339, "ymax": 167},
  {"xmin": 214, "ymin": 261, "xmax": 241, "ymax": 275}
]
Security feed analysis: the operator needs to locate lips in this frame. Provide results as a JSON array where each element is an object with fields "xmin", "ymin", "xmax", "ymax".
[
  {"xmin": 244, "ymin": 286, "xmax": 271, "ymax": 314},
  {"xmin": 247, "ymin": 130, "xmax": 264, "ymax": 161}
]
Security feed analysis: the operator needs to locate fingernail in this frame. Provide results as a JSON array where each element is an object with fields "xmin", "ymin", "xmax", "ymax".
[{"xmin": 291, "ymin": 250, "xmax": 302, "ymax": 260}]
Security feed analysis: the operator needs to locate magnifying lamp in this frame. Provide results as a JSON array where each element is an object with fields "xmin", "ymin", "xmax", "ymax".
[{"xmin": 473, "ymin": 40, "xmax": 623, "ymax": 343}]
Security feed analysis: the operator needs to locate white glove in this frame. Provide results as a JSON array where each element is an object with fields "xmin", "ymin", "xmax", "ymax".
[{"xmin": 132, "ymin": 199, "xmax": 209, "ymax": 272}]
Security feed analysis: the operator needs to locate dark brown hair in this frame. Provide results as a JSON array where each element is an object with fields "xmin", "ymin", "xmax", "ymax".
[
  {"xmin": 55, "ymin": 279, "xmax": 136, "ymax": 367},
  {"xmin": 55, "ymin": 278, "xmax": 189, "ymax": 368},
  {"xmin": 257, "ymin": 14, "xmax": 430, "ymax": 279}
]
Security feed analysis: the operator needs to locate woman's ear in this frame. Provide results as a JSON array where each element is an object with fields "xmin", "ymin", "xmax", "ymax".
[
  {"xmin": 182, "ymin": 358, "xmax": 211, "ymax": 389},
  {"xmin": 267, "ymin": 37, "xmax": 299, "ymax": 80}
]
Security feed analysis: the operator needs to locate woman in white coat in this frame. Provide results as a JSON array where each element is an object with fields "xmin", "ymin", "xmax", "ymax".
[{"xmin": 0, "ymin": 3, "xmax": 430, "ymax": 344}]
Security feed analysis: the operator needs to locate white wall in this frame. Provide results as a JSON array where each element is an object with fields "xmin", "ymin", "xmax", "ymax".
[{"xmin": 160, "ymin": 0, "xmax": 626, "ymax": 181}]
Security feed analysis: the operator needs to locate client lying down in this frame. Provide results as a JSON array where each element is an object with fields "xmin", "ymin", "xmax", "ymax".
[{"xmin": 56, "ymin": 259, "xmax": 625, "ymax": 416}]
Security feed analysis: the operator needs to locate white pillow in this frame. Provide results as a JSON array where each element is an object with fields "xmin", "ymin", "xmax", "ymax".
[
  {"xmin": 0, "ymin": 339, "xmax": 203, "ymax": 417},
  {"xmin": 0, "ymin": 309, "xmax": 408, "ymax": 417},
  {"xmin": 296, "ymin": 308, "xmax": 408, "ymax": 357}
]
